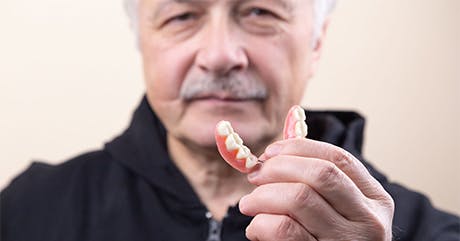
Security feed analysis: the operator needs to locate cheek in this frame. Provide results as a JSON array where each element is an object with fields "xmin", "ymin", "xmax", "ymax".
[
  {"xmin": 140, "ymin": 35, "xmax": 196, "ymax": 102},
  {"xmin": 242, "ymin": 38, "xmax": 299, "ymax": 138},
  {"xmin": 281, "ymin": 33, "xmax": 314, "ymax": 102},
  {"xmin": 247, "ymin": 35, "xmax": 309, "ymax": 103},
  {"xmin": 247, "ymin": 38, "xmax": 290, "ymax": 92}
]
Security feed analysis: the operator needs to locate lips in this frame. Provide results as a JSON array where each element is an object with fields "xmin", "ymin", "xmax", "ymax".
[{"xmin": 185, "ymin": 92, "xmax": 263, "ymax": 102}]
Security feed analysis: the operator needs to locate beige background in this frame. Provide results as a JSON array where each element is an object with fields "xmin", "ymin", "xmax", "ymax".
[{"xmin": 1, "ymin": 0, "xmax": 459, "ymax": 215}]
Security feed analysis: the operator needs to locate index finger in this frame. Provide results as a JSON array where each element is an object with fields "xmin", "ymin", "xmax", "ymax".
[{"xmin": 262, "ymin": 138, "xmax": 386, "ymax": 199}]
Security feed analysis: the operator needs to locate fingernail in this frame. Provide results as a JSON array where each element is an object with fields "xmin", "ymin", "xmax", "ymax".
[
  {"xmin": 265, "ymin": 143, "xmax": 282, "ymax": 157},
  {"xmin": 248, "ymin": 169, "xmax": 260, "ymax": 180}
]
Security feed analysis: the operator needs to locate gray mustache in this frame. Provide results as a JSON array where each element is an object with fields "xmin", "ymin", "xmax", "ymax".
[{"xmin": 180, "ymin": 75, "xmax": 268, "ymax": 100}]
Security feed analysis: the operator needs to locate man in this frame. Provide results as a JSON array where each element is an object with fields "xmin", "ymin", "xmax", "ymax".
[{"xmin": 1, "ymin": 0, "xmax": 459, "ymax": 240}]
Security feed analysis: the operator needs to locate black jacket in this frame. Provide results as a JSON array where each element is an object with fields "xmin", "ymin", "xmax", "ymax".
[{"xmin": 2, "ymin": 97, "xmax": 459, "ymax": 241}]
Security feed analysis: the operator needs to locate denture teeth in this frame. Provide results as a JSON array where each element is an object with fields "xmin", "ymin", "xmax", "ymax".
[
  {"xmin": 225, "ymin": 133, "xmax": 243, "ymax": 151},
  {"xmin": 295, "ymin": 121, "xmax": 308, "ymax": 138},
  {"xmin": 293, "ymin": 106, "xmax": 306, "ymax": 121},
  {"xmin": 216, "ymin": 121, "xmax": 234, "ymax": 136},
  {"xmin": 245, "ymin": 156, "xmax": 258, "ymax": 169},
  {"xmin": 236, "ymin": 146, "xmax": 251, "ymax": 159}
]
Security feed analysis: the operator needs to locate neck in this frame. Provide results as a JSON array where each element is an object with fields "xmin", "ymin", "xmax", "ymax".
[{"xmin": 167, "ymin": 134, "xmax": 255, "ymax": 221}]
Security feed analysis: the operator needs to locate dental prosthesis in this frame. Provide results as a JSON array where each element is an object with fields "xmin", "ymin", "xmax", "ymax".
[{"xmin": 215, "ymin": 105, "xmax": 308, "ymax": 173}]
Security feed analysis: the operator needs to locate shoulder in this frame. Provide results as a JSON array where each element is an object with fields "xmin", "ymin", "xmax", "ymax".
[
  {"xmin": 0, "ymin": 150, "xmax": 128, "ymax": 240},
  {"xmin": 2, "ymin": 150, "xmax": 114, "ymax": 198}
]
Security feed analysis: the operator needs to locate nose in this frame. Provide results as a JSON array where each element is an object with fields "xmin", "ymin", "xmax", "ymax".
[{"xmin": 195, "ymin": 18, "xmax": 249, "ymax": 76}]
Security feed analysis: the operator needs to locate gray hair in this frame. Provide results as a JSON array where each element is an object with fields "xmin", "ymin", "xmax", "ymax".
[{"xmin": 124, "ymin": 0, "xmax": 336, "ymax": 46}]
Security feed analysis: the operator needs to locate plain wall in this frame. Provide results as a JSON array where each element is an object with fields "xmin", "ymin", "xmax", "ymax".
[{"xmin": 1, "ymin": 0, "xmax": 459, "ymax": 215}]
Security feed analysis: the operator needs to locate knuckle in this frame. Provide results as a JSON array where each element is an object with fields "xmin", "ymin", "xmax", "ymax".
[
  {"xmin": 382, "ymin": 193, "xmax": 395, "ymax": 213},
  {"xmin": 365, "ymin": 216, "xmax": 387, "ymax": 240},
  {"xmin": 330, "ymin": 147, "xmax": 354, "ymax": 170},
  {"xmin": 357, "ymin": 203, "xmax": 393, "ymax": 240},
  {"xmin": 275, "ymin": 216, "xmax": 297, "ymax": 240},
  {"xmin": 371, "ymin": 185, "xmax": 395, "ymax": 212},
  {"xmin": 388, "ymin": 197, "xmax": 395, "ymax": 212},
  {"xmin": 292, "ymin": 183, "xmax": 315, "ymax": 209},
  {"xmin": 317, "ymin": 163, "xmax": 342, "ymax": 189}
]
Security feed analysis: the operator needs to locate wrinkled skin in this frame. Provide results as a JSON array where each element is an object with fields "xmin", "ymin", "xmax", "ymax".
[
  {"xmin": 139, "ymin": 0, "xmax": 317, "ymax": 151},
  {"xmin": 137, "ymin": 0, "xmax": 394, "ymax": 240},
  {"xmin": 240, "ymin": 137, "xmax": 394, "ymax": 241}
]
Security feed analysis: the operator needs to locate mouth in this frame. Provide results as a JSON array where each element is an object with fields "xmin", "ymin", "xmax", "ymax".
[
  {"xmin": 192, "ymin": 97, "xmax": 252, "ymax": 103},
  {"xmin": 185, "ymin": 92, "xmax": 264, "ymax": 103}
]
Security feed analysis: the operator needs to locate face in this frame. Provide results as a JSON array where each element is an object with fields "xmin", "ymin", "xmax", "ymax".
[{"xmin": 138, "ymin": 0, "xmax": 324, "ymax": 153}]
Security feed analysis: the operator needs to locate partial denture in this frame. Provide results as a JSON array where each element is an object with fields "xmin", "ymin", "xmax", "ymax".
[
  {"xmin": 215, "ymin": 105, "xmax": 308, "ymax": 173},
  {"xmin": 215, "ymin": 121, "xmax": 258, "ymax": 173},
  {"xmin": 283, "ymin": 105, "xmax": 308, "ymax": 139}
]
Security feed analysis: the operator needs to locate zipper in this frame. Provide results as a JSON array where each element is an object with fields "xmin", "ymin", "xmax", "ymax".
[{"xmin": 205, "ymin": 211, "xmax": 223, "ymax": 241}]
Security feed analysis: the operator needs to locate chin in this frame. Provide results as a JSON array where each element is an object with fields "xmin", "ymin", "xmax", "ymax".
[
  {"xmin": 234, "ymin": 124, "xmax": 277, "ymax": 151},
  {"xmin": 178, "ymin": 122, "xmax": 218, "ymax": 148}
]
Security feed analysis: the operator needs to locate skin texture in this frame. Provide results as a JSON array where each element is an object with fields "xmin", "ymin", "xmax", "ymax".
[
  {"xmin": 137, "ymin": 0, "xmax": 394, "ymax": 239},
  {"xmin": 139, "ymin": 0, "xmax": 318, "ymax": 152},
  {"xmin": 241, "ymin": 136, "xmax": 394, "ymax": 240}
]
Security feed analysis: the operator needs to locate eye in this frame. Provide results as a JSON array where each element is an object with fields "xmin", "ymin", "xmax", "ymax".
[
  {"xmin": 245, "ymin": 7, "xmax": 277, "ymax": 18},
  {"xmin": 166, "ymin": 12, "xmax": 197, "ymax": 24}
]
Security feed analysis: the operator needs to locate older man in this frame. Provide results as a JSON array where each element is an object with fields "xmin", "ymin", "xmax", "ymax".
[{"xmin": 1, "ymin": 0, "xmax": 459, "ymax": 240}]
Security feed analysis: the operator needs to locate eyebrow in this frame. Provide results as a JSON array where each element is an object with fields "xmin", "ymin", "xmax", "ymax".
[
  {"xmin": 152, "ymin": 0, "xmax": 199, "ymax": 20},
  {"xmin": 239, "ymin": 0, "xmax": 295, "ymax": 14},
  {"xmin": 262, "ymin": 0, "xmax": 294, "ymax": 13},
  {"xmin": 151, "ymin": 0, "xmax": 295, "ymax": 20}
]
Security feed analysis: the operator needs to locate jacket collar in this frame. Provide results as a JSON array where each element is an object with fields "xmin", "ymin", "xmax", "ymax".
[{"xmin": 105, "ymin": 96, "xmax": 203, "ymax": 210}]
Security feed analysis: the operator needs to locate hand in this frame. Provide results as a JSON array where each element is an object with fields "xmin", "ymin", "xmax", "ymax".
[{"xmin": 239, "ymin": 138, "xmax": 395, "ymax": 241}]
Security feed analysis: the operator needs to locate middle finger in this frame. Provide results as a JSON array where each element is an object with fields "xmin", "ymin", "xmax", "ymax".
[
  {"xmin": 239, "ymin": 182, "xmax": 348, "ymax": 239},
  {"xmin": 248, "ymin": 155, "xmax": 372, "ymax": 220}
]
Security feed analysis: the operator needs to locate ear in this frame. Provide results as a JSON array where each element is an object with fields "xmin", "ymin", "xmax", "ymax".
[{"xmin": 310, "ymin": 17, "xmax": 331, "ymax": 77}]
